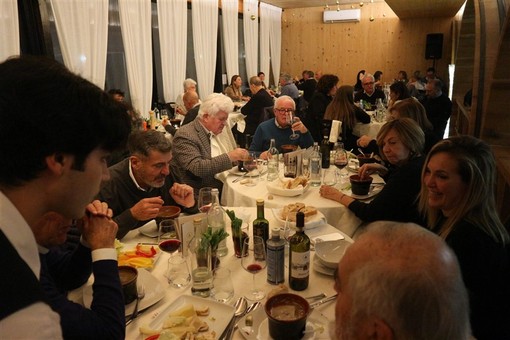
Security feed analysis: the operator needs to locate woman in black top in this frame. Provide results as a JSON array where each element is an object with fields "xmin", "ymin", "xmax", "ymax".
[
  {"xmin": 305, "ymin": 74, "xmax": 339, "ymax": 142},
  {"xmin": 353, "ymin": 69, "xmax": 365, "ymax": 93},
  {"xmin": 419, "ymin": 136, "xmax": 510, "ymax": 340}
]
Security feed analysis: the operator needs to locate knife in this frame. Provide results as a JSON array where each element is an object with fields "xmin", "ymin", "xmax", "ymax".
[
  {"xmin": 232, "ymin": 171, "xmax": 249, "ymax": 183},
  {"xmin": 309, "ymin": 294, "xmax": 338, "ymax": 309}
]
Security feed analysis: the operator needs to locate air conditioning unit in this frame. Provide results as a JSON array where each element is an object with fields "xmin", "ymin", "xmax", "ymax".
[{"xmin": 323, "ymin": 9, "xmax": 361, "ymax": 23}]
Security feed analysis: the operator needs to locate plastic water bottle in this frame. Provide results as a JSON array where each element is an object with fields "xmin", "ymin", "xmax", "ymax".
[
  {"xmin": 310, "ymin": 142, "xmax": 321, "ymax": 187},
  {"xmin": 267, "ymin": 139, "xmax": 279, "ymax": 181}
]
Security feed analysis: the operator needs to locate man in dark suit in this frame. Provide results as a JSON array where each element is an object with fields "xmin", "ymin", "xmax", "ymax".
[
  {"xmin": 35, "ymin": 202, "xmax": 124, "ymax": 339},
  {"xmin": 163, "ymin": 91, "xmax": 200, "ymax": 135},
  {"xmin": 420, "ymin": 79, "xmax": 452, "ymax": 139},
  {"xmin": 296, "ymin": 70, "xmax": 318, "ymax": 105},
  {"xmin": 171, "ymin": 93, "xmax": 248, "ymax": 196}
]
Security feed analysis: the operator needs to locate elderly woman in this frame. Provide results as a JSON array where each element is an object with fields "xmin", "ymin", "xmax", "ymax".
[
  {"xmin": 419, "ymin": 136, "xmax": 510, "ymax": 340},
  {"xmin": 324, "ymin": 85, "xmax": 371, "ymax": 151},
  {"xmin": 224, "ymin": 75, "xmax": 249, "ymax": 102},
  {"xmin": 320, "ymin": 118, "xmax": 425, "ymax": 226}
]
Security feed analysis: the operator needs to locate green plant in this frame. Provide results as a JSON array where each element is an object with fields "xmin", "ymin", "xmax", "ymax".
[
  {"xmin": 226, "ymin": 209, "xmax": 243, "ymax": 236},
  {"xmin": 201, "ymin": 227, "xmax": 229, "ymax": 251}
]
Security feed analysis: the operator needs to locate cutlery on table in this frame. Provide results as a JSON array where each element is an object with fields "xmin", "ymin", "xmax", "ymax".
[
  {"xmin": 232, "ymin": 171, "xmax": 249, "ymax": 183},
  {"xmin": 233, "ymin": 301, "xmax": 261, "ymax": 331},
  {"xmin": 126, "ymin": 285, "xmax": 145, "ymax": 325},
  {"xmin": 305, "ymin": 293, "xmax": 326, "ymax": 301},
  {"xmin": 309, "ymin": 294, "xmax": 338, "ymax": 309},
  {"xmin": 220, "ymin": 297, "xmax": 247, "ymax": 340}
]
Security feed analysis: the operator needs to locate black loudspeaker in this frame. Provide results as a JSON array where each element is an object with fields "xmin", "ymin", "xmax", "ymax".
[{"xmin": 425, "ymin": 33, "xmax": 443, "ymax": 60}]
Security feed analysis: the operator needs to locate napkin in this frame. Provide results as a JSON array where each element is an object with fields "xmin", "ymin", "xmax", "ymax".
[{"xmin": 329, "ymin": 120, "xmax": 341, "ymax": 143}]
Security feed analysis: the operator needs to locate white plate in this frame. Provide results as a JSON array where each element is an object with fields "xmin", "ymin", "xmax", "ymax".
[
  {"xmin": 229, "ymin": 166, "xmax": 267, "ymax": 177},
  {"xmin": 138, "ymin": 220, "xmax": 159, "ymax": 238},
  {"xmin": 266, "ymin": 178, "xmax": 309, "ymax": 197},
  {"xmin": 341, "ymin": 183, "xmax": 383, "ymax": 200},
  {"xmin": 117, "ymin": 243, "xmax": 162, "ymax": 271},
  {"xmin": 272, "ymin": 208, "xmax": 326, "ymax": 230},
  {"xmin": 239, "ymin": 306, "xmax": 329, "ymax": 340},
  {"xmin": 346, "ymin": 159, "xmax": 359, "ymax": 173},
  {"xmin": 148, "ymin": 295, "xmax": 234, "ymax": 337},
  {"xmin": 313, "ymin": 254, "xmax": 335, "ymax": 276},
  {"xmin": 83, "ymin": 268, "xmax": 165, "ymax": 317},
  {"xmin": 315, "ymin": 239, "xmax": 351, "ymax": 269}
]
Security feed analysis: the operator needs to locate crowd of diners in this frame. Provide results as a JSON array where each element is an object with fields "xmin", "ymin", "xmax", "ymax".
[{"xmin": 1, "ymin": 55, "xmax": 508, "ymax": 340}]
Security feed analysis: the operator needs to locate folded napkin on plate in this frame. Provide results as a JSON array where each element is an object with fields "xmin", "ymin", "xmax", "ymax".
[{"xmin": 329, "ymin": 120, "xmax": 342, "ymax": 143}]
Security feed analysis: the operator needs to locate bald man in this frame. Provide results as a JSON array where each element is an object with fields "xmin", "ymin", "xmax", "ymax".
[{"xmin": 333, "ymin": 221, "xmax": 471, "ymax": 340}]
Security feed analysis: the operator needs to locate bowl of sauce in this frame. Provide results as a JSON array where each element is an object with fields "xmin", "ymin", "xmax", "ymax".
[
  {"xmin": 265, "ymin": 293, "xmax": 310, "ymax": 339},
  {"xmin": 118, "ymin": 266, "xmax": 138, "ymax": 304}
]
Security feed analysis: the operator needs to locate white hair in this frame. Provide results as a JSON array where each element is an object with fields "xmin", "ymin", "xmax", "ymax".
[
  {"xmin": 198, "ymin": 93, "xmax": 234, "ymax": 119},
  {"xmin": 183, "ymin": 78, "xmax": 197, "ymax": 91},
  {"xmin": 274, "ymin": 95, "xmax": 296, "ymax": 110}
]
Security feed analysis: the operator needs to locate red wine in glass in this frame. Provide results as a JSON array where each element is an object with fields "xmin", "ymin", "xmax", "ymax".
[
  {"xmin": 334, "ymin": 160, "xmax": 348, "ymax": 170},
  {"xmin": 246, "ymin": 263, "xmax": 263, "ymax": 274},
  {"xmin": 159, "ymin": 239, "xmax": 181, "ymax": 254}
]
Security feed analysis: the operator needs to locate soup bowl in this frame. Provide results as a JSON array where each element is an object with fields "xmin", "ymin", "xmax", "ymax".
[{"xmin": 265, "ymin": 293, "xmax": 310, "ymax": 339}]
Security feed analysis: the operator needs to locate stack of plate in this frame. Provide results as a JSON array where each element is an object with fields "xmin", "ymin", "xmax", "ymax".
[{"xmin": 313, "ymin": 239, "xmax": 351, "ymax": 276}]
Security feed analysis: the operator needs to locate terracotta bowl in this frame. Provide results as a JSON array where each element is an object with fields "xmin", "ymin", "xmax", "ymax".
[
  {"xmin": 350, "ymin": 174, "xmax": 373, "ymax": 195},
  {"xmin": 118, "ymin": 266, "xmax": 138, "ymax": 304},
  {"xmin": 265, "ymin": 293, "xmax": 310, "ymax": 340}
]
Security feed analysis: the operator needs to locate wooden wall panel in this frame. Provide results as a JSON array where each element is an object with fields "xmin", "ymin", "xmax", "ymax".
[{"xmin": 280, "ymin": 2, "xmax": 453, "ymax": 86}]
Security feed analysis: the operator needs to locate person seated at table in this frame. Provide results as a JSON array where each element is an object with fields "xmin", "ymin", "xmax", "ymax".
[
  {"xmin": 419, "ymin": 136, "xmax": 510, "ymax": 339},
  {"xmin": 334, "ymin": 220, "xmax": 470, "ymax": 340},
  {"xmin": 171, "ymin": 93, "xmax": 248, "ymax": 198},
  {"xmin": 224, "ymin": 75, "xmax": 250, "ymax": 102},
  {"xmin": 162, "ymin": 91, "xmax": 200, "ymax": 136},
  {"xmin": 320, "ymin": 118, "xmax": 426, "ymax": 227},
  {"xmin": 386, "ymin": 80, "xmax": 411, "ymax": 110},
  {"xmin": 324, "ymin": 85, "xmax": 370, "ymax": 152},
  {"xmin": 249, "ymin": 95, "xmax": 314, "ymax": 157},
  {"xmin": 277, "ymin": 73, "xmax": 299, "ymax": 100},
  {"xmin": 97, "ymin": 130, "xmax": 195, "ymax": 239},
  {"xmin": 420, "ymin": 78, "xmax": 452, "ymax": 140},
  {"xmin": 304, "ymin": 74, "xmax": 339, "ymax": 142},
  {"xmin": 35, "ymin": 201, "xmax": 124, "ymax": 339},
  {"xmin": 296, "ymin": 70, "xmax": 317, "ymax": 107},
  {"xmin": 175, "ymin": 78, "xmax": 199, "ymax": 118},
  {"xmin": 353, "ymin": 69, "xmax": 365, "ymax": 94},
  {"xmin": 354, "ymin": 73, "xmax": 386, "ymax": 107}
]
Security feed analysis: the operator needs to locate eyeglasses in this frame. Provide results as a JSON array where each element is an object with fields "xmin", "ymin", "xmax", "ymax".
[
  {"xmin": 275, "ymin": 108, "xmax": 294, "ymax": 113},
  {"xmin": 363, "ymin": 82, "xmax": 374, "ymax": 86}
]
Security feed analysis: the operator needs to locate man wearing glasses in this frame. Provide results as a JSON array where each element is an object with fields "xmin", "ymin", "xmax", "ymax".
[
  {"xmin": 354, "ymin": 73, "xmax": 386, "ymax": 106},
  {"xmin": 249, "ymin": 95, "xmax": 314, "ymax": 158}
]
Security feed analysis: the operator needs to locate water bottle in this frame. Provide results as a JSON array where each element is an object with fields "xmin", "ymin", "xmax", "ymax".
[
  {"xmin": 376, "ymin": 98, "xmax": 385, "ymax": 122},
  {"xmin": 310, "ymin": 142, "xmax": 321, "ymax": 187},
  {"xmin": 267, "ymin": 139, "xmax": 279, "ymax": 181},
  {"xmin": 207, "ymin": 188, "xmax": 228, "ymax": 257}
]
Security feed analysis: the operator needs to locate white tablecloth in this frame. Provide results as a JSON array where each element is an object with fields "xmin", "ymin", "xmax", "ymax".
[
  {"xmin": 222, "ymin": 164, "xmax": 370, "ymax": 237},
  {"xmin": 117, "ymin": 207, "xmax": 348, "ymax": 339}
]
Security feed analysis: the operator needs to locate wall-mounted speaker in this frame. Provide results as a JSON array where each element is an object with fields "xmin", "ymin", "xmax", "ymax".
[{"xmin": 425, "ymin": 33, "xmax": 443, "ymax": 60}]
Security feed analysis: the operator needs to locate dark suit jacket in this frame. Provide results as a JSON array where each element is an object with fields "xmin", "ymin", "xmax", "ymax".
[
  {"xmin": 182, "ymin": 105, "xmax": 200, "ymax": 125},
  {"xmin": 171, "ymin": 119, "xmax": 234, "ymax": 195},
  {"xmin": 297, "ymin": 78, "xmax": 317, "ymax": 103},
  {"xmin": 241, "ymin": 88, "xmax": 274, "ymax": 135}
]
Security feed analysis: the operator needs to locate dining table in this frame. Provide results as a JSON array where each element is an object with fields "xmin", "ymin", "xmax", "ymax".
[{"xmin": 70, "ymin": 207, "xmax": 351, "ymax": 340}]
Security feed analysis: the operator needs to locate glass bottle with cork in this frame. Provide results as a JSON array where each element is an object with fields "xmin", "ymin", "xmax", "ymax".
[
  {"xmin": 288, "ymin": 211, "xmax": 310, "ymax": 291},
  {"xmin": 252, "ymin": 199, "xmax": 269, "ymax": 252},
  {"xmin": 266, "ymin": 138, "xmax": 279, "ymax": 181}
]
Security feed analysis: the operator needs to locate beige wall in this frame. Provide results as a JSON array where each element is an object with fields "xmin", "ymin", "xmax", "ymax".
[{"xmin": 280, "ymin": 2, "xmax": 453, "ymax": 86}]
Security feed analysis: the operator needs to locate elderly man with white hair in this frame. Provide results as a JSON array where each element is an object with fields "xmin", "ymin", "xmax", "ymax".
[
  {"xmin": 333, "ymin": 221, "xmax": 471, "ymax": 340},
  {"xmin": 171, "ymin": 93, "xmax": 248, "ymax": 196},
  {"xmin": 175, "ymin": 78, "xmax": 199, "ymax": 118}
]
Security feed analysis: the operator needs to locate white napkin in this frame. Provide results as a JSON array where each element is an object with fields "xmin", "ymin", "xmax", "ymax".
[{"xmin": 329, "ymin": 120, "xmax": 341, "ymax": 143}]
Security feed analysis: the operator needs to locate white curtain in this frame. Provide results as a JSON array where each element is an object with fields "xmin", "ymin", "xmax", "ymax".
[
  {"xmin": 158, "ymin": 0, "xmax": 187, "ymax": 103},
  {"xmin": 192, "ymin": 0, "xmax": 218, "ymax": 98},
  {"xmin": 243, "ymin": 0, "xmax": 259, "ymax": 81},
  {"xmin": 118, "ymin": 0, "xmax": 152, "ymax": 119},
  {"xmin": 221, "ymin": 0, "xmax": 239, "ymax": 82},
  {"xmin": 0, "ymin": 0, "xmax": 19, "ymax": 62},
  {"xmin": 259, "ymin": 3, "xmax": 271, "ymax": 86},
  {"xmin": 268, "ymin": 5, "xmax": 282, "ymax": 89},
  {"xmin": 50, "ymin": 0, "xmax": 108, "ymax": 88}
]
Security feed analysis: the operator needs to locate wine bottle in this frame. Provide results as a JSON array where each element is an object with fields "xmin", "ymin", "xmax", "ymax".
[
  {"xmin": 252, "ymin": 199, "xmax": 269, "ymax": 254},
  {"xmin": 320, "ymin": 133, "xmax": 330, "ymax": 168},
  {"xmin": 266, "ymin": 139, "xmax": 279, "ymax": 182},
  {"xmin": 267, "ymin": 227, "xmax": 285, "ymax": 285},
  {"xmin": 289, "ymin": 211, "xmax": 310, "ymax": 291}
]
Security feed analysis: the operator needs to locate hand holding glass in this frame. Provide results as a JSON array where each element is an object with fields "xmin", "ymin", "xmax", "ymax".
[{"xmin": 286, "ymin": 111, "xmax": 300, "ymax": 140}]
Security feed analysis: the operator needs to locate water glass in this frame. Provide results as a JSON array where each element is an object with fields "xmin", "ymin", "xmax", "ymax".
[
  {"xmin": 322, "ymin": 167, "xmax": 338, "ymax": 186},
  {"xmin": 211, "ymin": 268, "xmax": 234, "ymax": 303},
  {"xmin": 166, "ymin": 254, "xmax": 191, "ymax": 288}
]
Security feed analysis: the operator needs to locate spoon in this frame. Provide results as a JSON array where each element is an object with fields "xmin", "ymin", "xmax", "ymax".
[
  {"xmin": 234, "ymin": 301, "xmax": 261, "ymax": 332},
  {"xmin": 358, "ymin": 148, "xmax": 366, "ymax": 157},
  {"xmin": 223, "ymin": 297, "xmax": 247, "ymax": 340}
]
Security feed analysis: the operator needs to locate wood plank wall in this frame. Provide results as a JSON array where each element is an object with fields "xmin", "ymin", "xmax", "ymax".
[{"xmin": 280, "ymin": 2, "xmax": 453, "ymax": 87}]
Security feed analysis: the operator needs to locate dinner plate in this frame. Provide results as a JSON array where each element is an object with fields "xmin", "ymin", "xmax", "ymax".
[
  {"xmin": 117, "ymin": 243, "xmax": 162, "ymax": 271},
  {"xmin": 313, "ymin": 254, "xmax": 335, "ymax": 276},
  {"xmin": 138, "ymin": 220, "xmax": 159, "ymax": 238},
  {"xmin": 229, "ymin": 166, "xmax": 267, "ymax": 177},
  {"xmin": 341, "ymin": 183, "xmax": 383, "ymax": 200},
  {"xmin": 147, "ymin": 295, "xmax": 234, "ymax": 338},
  {"xmin": 272, "ymin": 208, "xmax": 327, "ymax": 230},
  {"xmin": 83, "ymin": 268, "xmax": 165, "ymax": 317},
  {"xmin": 346, "ymin": 159, "xmax": 360, "ymax": 173},
  {"xmin": 238, "ymin": 305, "xmax": 330, "ymax": 340}
]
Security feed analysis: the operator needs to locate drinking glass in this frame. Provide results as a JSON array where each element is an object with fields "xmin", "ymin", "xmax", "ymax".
[
  {"xmin": 286, "ymin": 111, "xmax": 300, "ymax": 140},
  {"xmin": 242, "ymin": 152, "xmax": 258, "ymax": 186},
  {"xmin": 211, "ymin": 268, "xmax": 234, "ymax": 303},
  {"xmin": 333, "ymin": 142, "xmax": 349, "ymax": 184},
  {"xmin": 166, "ymin": 254, "xmax": 191, "ymax": 288},
  {"xmin": 301, "ymin": 157, "xmax": 310, "ymax": 178},
  {"xmin": 158, "ymin": 219, "xmax": 179, "ymax": 245},
  {"xmin": 198, "ymin": 187, "xmax": 213, "ymax": 213},
  {"xmin": 241, "ymin": 236, "xmax": 267, "ymax": 300},
  {"xmin": 322, "ymin": 168, "xmax": 338, "ymax": 186}
]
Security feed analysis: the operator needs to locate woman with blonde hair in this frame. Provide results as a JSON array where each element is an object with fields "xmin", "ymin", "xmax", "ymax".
[
  {"xmin": 324, "ymin": 85, "xmax": 370, "ymax": 151},
  {"xmin": 419, "ymin": 136, "xmax": 510, "ymax": 339}
]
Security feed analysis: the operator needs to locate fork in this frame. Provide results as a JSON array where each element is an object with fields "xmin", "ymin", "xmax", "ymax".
[{"xmin": 126, "ymin": 285, "xmax": 145, "ymax": 325}]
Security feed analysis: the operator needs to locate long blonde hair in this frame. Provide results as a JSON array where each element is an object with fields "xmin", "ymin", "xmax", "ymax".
[
  {"xmin": 324, "ymin": 85, "xmax": 356, "ymax": 129},
  {"xmin": 418, "ymin": 136, "xmax": 509, "ymax": 243}
]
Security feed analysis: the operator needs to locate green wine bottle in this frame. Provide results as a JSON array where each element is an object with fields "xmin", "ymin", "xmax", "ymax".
[
  {"xmin": 289, "ymin": 211, "xmax": 310, "ymax": 291},
  {"xmin": 252, "ymin": 199, "xmax": 269, "ymax": 253}
]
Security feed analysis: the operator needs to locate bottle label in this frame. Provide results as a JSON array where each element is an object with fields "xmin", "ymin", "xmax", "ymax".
[
  {"xmin": 267, "ymin": 242, "xmax": 285, "ymax": 284},
  {"xmin": 290, "ymin": 251, "xmax": 310, "ymax": 279}
]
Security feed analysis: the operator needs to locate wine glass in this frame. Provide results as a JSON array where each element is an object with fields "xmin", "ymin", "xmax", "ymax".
[
  {"xmin": 333, "ymin": 142, "xmax": 348, "ymax": 183},
  {"xmin": 243, "ymin": 152, "xmax": 258, "ymax": 186},
  {"xmin": 158, "ymin": 219, "xmax": 181, "ymax": 255},
  {"xmin": 286, "ymin": 111, "xmax": 300, "ymax": 141},
  {"xmin": 241, "ymin": 236, "xmax": 267, "ymax": 300},
  {"xmin": 198, "ymin": 187, "xmax": 213, "ymax": 213}
]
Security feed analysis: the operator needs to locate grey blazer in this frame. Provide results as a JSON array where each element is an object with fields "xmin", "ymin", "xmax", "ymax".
[{"xmin": 171, "ymin": 119, "xmax": 234, "ymax": 195}]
